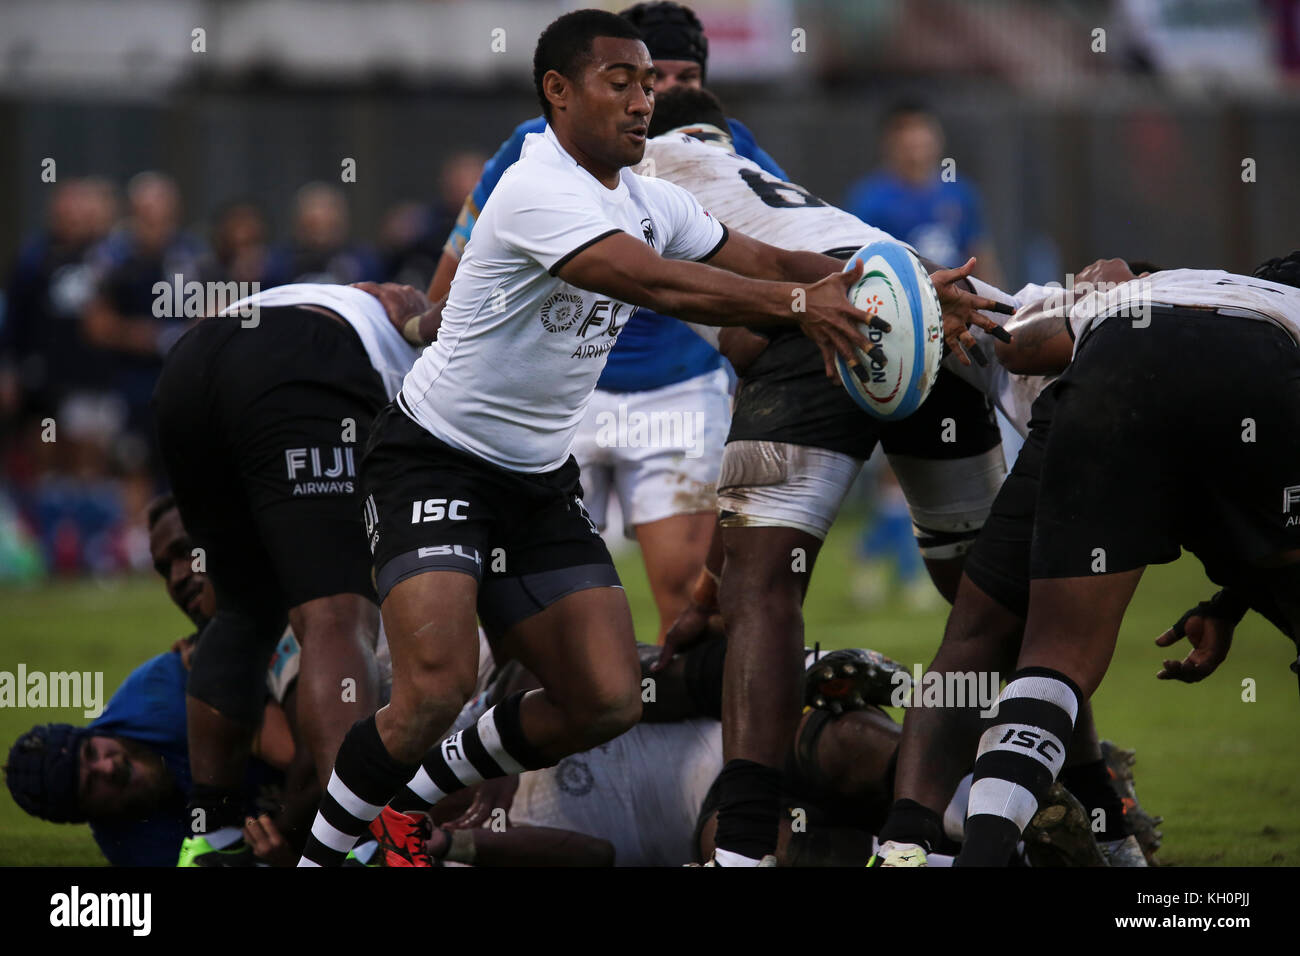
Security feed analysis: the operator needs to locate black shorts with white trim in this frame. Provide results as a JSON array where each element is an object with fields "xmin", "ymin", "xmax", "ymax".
[{"xmin": 361, "ymin": 398, "xmax": 620, "ymax": 634}]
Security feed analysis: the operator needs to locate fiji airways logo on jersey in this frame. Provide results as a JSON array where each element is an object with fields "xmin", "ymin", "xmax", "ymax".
[
  {"xmin": 285, "ymin": 446, "xmax": 356, "ymax": 495},
  {"xmin": 1285, "ymin": 485, "xmax": 1300, "ymax": 526},
  {"xmin": 538, "ymin": 290, "xmax": 639, "ymax": 359}
]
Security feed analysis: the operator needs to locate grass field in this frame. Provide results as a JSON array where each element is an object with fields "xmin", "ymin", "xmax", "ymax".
[{"xmin": 2, "ymin": 512, "xmax": 1297, "ymax": 866}]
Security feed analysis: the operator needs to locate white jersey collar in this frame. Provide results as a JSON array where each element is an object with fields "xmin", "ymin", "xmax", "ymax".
[{"xmin": 540, "ymin": 123, "xmax": 630, "ymax": 201}]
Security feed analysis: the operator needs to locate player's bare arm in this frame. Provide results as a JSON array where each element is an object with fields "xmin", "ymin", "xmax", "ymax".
[
  {"xmin": 352, "ymin": 281, "xmax": 445, "ymax": 345},
  {"xmin": 993, "ymin": 257, "xmax": 1140, "ymax": 374},
  {"xmin": 427, "ymin": 248, "xmax": 460, "ymax": 301},
  {"xmin": 994, "ymin": 305, "xmax": 1072, "ymax": 374},
  {"xmin": 557, "ymin": 229, "xmax": 879, "ymax": 378}
]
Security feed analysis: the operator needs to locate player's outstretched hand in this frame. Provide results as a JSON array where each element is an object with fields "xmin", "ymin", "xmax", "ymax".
[
  {"xmin": 1154, "ymin": 610, "xmax": 1234, "ymax": 683},
  {"xmin": 352, "ymin": 281, "xmax": 439, "ymax": 345},
  {"xmin": 654, "ymin": 602, "xmax": 713, "ymax": 672},
  {"xmin": 244, "ymin": 813, "xmax": 296, "ymax": 867},
  {"xmin": 929, "ymin": 257, "xmax": 1014, "ymax": 367},
  {"xmin": 800, "ymin": 260, "xmax": 889, "ymax": 379},
  {"xmin": 447, "ymin": 775, "xmax": 520, "ymax": 830}
]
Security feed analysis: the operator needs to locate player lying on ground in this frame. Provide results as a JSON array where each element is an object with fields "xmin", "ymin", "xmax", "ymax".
[
  {"xmin": 296, "ymin": 10, "xmax": 1005, "ymax": 867},
  {"xmin": 4, "ymin": 496, "xmax": 306, "ymax": 865},
  {"xmin": 358, "ymin": 638, "xmax": 1136, "ymax": 867},
  {"xmin": 630, "ymin": 86, "xmax": 1017, "ymax": 866},
  {"xmin": 885, "ymin": 255, "xmax": 1300, "ymax": 866},
  {"xmin": 152, "ymin": 280, "xmax": 429, "ymax": 864},
  {"xmin": 431, "ymin": 2, "xmax": 789, "ymax": 642}
]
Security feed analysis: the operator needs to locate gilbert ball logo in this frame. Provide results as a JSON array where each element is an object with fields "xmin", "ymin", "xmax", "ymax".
[{"xmin": 540, "ymin": 291, "xmax": 583, "ymax": 333}]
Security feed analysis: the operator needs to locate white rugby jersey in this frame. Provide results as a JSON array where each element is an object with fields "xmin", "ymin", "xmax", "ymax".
[
  {"xmin": 1020, "ymin": 269, "xmax": 1300, "ymax": 353},
  {"xmin": 400, "ymin": 125, "xmax": 726, "ymax": 473},
  {"xmin": 220, "ymin": 283, "xmax": 421, "ymax": 400},
  {"xmin": 510, "ymin": 718, "xmax": 723, "ymax": 867},
  {"xmin": 634, "ymin": 128, "xmax": 903, "ymax": 256}
]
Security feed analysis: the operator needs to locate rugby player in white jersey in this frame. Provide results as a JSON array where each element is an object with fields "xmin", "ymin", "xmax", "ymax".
[
  {"xmin": 629, "ymin": 87, "xmax": 1016, "ymax": 866},
  {"xmin": 428, "ymin": 3, "xmax": 789, "ymax": 643},
  {"xmin": 883, "ymin": 256, "xmax": 1300, "ymax": 866},
  {"xmin": 297, "ymin": 9, "xmax": 1005, "ymax": 867}
]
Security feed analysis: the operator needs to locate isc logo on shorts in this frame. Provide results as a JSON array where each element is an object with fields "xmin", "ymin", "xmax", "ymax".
[{"xmin": 411, "ymin": 498, "xmax": 469, "ymax": 523}]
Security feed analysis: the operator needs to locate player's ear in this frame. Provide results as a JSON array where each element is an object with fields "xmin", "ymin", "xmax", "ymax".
[{"xmin": 543, "ymin": 69, "xmax": 569, "ymax": 114}]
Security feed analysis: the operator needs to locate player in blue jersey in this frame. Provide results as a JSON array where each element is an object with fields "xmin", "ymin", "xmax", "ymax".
[
  {"xmin": 427, "ymin": 2, "xmax": 787, "ymax": 640},
  {"xmin": 4, "ymin": 497, "xmax": 299, "ymax": 865}
]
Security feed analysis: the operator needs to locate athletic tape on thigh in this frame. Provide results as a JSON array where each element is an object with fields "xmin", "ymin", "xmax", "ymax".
[
  {"xmin": 716, "ymin": 441, "xmax": 861, "ymax": 540},
  {"xmin": 888, "ymin": 448, "xmax": 1007, "ymax": 558}
]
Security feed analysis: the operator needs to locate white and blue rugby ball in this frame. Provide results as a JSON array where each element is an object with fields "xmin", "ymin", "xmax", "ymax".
[{"xmin": 835, "ymin": 241, "xmax": 943, "ymax": 422}]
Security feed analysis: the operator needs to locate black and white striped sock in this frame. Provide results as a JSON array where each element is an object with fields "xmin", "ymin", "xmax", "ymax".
[
  {"xmin": 298, "ymin": 715, "xmax": 418, "ymax": 867},
  {"xmin": 391, "ymin": 691, "xmax": 551, "ymax": 814},
  {"xmin": 957, "ymin": 666, "xmax": 1081, "ymax": 866}
]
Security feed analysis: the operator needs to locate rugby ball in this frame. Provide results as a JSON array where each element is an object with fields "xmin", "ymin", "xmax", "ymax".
[{"xmin": 835, "ymin": 241, "xmax": 943, "ymax": 421}]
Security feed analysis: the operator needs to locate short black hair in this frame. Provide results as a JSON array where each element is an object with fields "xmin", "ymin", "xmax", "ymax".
[
  {"xmin": 146, "ymin": 493, "xmax": 176, "ymax": 531},
  {"xmin": 882, "ymin": 99, "xmax": 936, "ymax": 131},
  {"xmin": 533, "ymin": 9, "xmax": 646, "ymax": 122},
  {"xmin": 648, "ymin": 86, "xmax": 727, "ymax": 138},
  {"xmin": 1254, "ymin": 250, "xmax": 1300, "ymax": 290}
]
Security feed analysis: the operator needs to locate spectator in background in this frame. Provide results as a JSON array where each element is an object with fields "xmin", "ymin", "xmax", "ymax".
[
  {"xmin": 76, "ymin": 171, "xmax": 203, "ymax": 570},
  {"xmin": 264, "ymin": 182, "xmax": 380, "ymax": 287},
  {"xmin": 845, "ymin": 102, "xmax": 1004, "ymax": 288},
  {"xmin": 82, "ymin": 172, "xmax": 205, "ymax": 468},
  {"xmin": 378, "ymin": 152, "xmax": 486, "ymax": 290},
  {"xmin": 1, "ymin": 178, "xmax": 132, "ymax": 579},
  {"xmin": 845, "ymin": 106, "xmax": 1004, "ymax": 602},
  {"xmin": 2, "ymin": 178, "xmax": 118, "ymax": 454},
  {"xmin": 200, "ymin": 198, "xmax": 269, "ymax": 287},
  {"xmin": 377, "ymin": 200, "xmax": 441, "ymax": 291}
]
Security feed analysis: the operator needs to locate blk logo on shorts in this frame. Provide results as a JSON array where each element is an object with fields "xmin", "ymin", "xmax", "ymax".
[{"xmin": 416, "ymin": 544, "xmax": 482, "ymax": 567}]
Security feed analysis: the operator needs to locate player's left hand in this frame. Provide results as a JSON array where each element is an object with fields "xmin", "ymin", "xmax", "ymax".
[
  {"xmin": 1154, "ymin": 610, "xmax": 1234, "ymax": 682},
  {"xmin": 351, "ymin": 281, "xmax": 438, "ymax": 344},
  {"xmin": 447, "ymin": 775, "xmax": 519, "ymax": 830},
  {"xmin": 929, "ymin": 257, "xmax": 1014, "ymax": 367},
  {"xmin": 243, "ymin": 813, "xmax": 296, "ymax": 867},
  {"xmin": 171, "ymin": 634, "xmax": 198, "ymax": 670}
]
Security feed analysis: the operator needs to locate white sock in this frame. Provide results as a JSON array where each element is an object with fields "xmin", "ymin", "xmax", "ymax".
[
  {"xmin": 203, "ymin": 826, "xmax": 244, "ymax": 850},
  {"xmin": 713, "ymin": 847, "xmax": 764, "ymax": 867}
]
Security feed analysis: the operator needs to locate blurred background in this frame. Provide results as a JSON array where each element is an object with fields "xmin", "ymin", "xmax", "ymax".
[{"xmin": 2, "ymin": 0, "xmax": 1299, "ymax": 580}]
